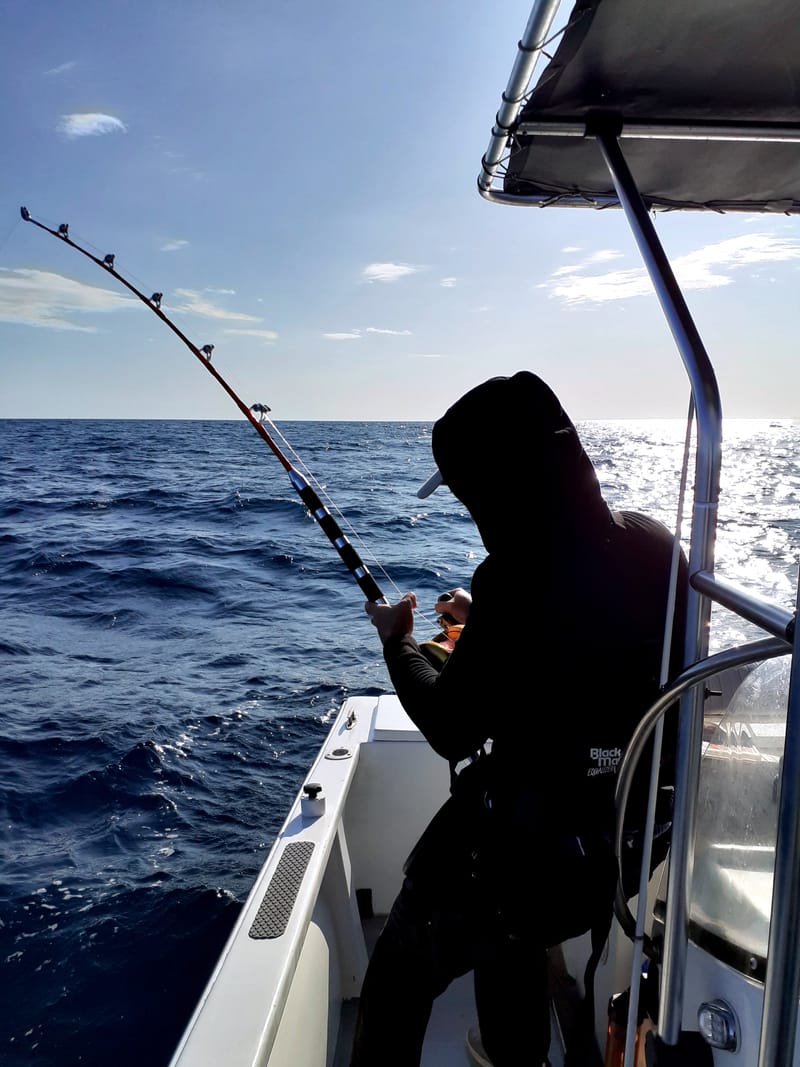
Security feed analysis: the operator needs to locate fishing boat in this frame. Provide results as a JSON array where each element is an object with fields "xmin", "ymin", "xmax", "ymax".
[
  {"xmin": 26, "ymin": 1, "xmax": 799, "ymax": 1065},
  {"xmin": 165, "ymin": 2, "xmax": 800, "ymax": 1065}
]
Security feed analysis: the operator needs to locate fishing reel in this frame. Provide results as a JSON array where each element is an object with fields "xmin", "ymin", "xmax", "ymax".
[{"xmin": 419, "ymin": 611, "xmax": 464, "ymax": 669}]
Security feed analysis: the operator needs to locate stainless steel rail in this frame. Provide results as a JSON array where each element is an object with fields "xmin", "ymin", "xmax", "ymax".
[
  {"xmin": 478, "ymin": 0, "xmax": 564, "ymax": 195},
  {"xmin": 516, "ymin": 119, "xmax": 800, "ymax": 142},
  {"xmin": 692, "ymin": 571, "xmax": 795, "ymax": 644},
  {"xmin": 759, "ymin": 585, "xmax": 800, "ymax": 1067},
  {"xmin": 479, "ymin": 5, "xmax": 800, "ymax": 1062},
  {"xmin": 614, "ymin": 637, "xmax": 792, "ymax": 941},
  {"xmin": 592, "ymin": 124, "xmax": 722, "ymax": 1045}
]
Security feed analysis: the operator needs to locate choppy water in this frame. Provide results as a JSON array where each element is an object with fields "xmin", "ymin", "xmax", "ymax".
[{"xmin": 1, "ymin": 416, "xmax": 798, "ymax": 1066}]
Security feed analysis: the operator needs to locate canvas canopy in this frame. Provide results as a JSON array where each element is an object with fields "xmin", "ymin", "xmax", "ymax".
[{"xmin": 494, "ymin": 0, "xmax": 800, "ymax": 212}]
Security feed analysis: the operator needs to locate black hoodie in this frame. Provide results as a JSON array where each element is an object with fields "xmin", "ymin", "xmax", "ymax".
[{"xmin": 382, "ymin": 371, "xmax": 687, "ymax": 844}]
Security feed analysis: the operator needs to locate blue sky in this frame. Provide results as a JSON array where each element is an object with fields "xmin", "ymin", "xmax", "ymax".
[{"xmin": 2, "ymin": 0, "xmax": 799, "ymax": 421}]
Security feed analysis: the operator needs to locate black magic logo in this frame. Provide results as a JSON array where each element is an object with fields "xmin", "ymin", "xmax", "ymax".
[{"xmin": 588, "ymin": 747, "xmax": 622, "ymax": 776}]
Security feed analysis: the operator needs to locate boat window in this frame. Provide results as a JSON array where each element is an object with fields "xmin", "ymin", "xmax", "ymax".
[{"xmin": 690, "ymin": 657, "xmax": 790, "ymax": 972}]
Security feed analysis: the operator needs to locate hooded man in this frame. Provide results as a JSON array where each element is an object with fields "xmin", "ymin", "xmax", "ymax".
[{"xmin": 352, "ymin": 372, "xmax": 687, "ymax": 1067}]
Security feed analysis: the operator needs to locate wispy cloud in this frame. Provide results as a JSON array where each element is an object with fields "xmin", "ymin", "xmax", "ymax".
[
  {"xmin": 0, "ymin": 267, "xmax": 133, "ymax": 330},
  {"xmin": 674, "ymin": 234, "xmax": 800, "ymax": 286},
  {"xmin": 542, "ymin": 234, "xmax": 800, "ymax": 305},
  {"xmin": 163, "ymin": 160, "xmax": 207, "ymax": 182},
  {"xmin": 0, "ymin": 270, "xmax": 271, "ymax": 340},
  {"xmin": 362, "ymin": 262, "xmax": 417, "ymax": 283},
  {"xmin": 160, "ymin": 239, "xmax": 188, "ymax": 253},
  {"xmin": 172, "ymin": 289, "xmax": 261, "ymax": 322},
  {"xmin": 411, "ymin": 352, "xmax": 447, "ymax": 359},
  {"xmin": 542, "ymin": 266, "xmax": 651, "ymax": 304},
  {"xmin": 44, "ymin": 61, "xmax": 76, "ymax": 77},
  {"xmin": 587, "ymin": 249, "xmax": 624, "ymax": 264},
  {"xmin": 223, "ymin": 328, "xmax": 278, "ymax": 343},
  {"xmin": 323, "ymin": 326, "xmax": 412, "ymax": 339},
  {"xmin": 58, "ymin": 113, "xmax": 127, "ymax": 139},
  {"xmin": 440, "ymin": 277, "xmax": 457, "ymax": 288}
]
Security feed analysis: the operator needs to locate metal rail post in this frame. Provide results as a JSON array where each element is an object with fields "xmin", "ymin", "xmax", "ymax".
[{"xmin": 593, "ymin": 124, "xmax": 722, "ymax": 1045}]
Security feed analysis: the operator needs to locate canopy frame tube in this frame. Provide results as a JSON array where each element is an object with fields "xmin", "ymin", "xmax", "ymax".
[
  {"xmin": 559, "ymin": 119, "xmax": 800, "ymax": 1067},
  {"xmin": 594, "ymin": 123, "xmax": 800, "ymax": 1067},
  {"xmin": 590, "ymin": 123, "xmax": 720, "ymax": 1046},
  {"xmin": 479, "ymin": 1, "xmax": 800, "ymax": 1062},
  {"xmin": 515, "ymin": 119, "xmax": 800, "ymax": 143},
  {"xmin": 479, "ymin": 0, "xmax": 566, "ymax": 196}
]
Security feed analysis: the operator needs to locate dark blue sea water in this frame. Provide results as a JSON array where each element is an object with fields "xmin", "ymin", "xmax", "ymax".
[{"xmin": 1, "ymin": 417, "xmax": 798, "ymax": 1066}]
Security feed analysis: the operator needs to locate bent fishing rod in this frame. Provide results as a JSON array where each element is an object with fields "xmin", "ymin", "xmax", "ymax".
[{"xmin": 20, "ymin": 206, "xmax": 388, "ymax": 606}]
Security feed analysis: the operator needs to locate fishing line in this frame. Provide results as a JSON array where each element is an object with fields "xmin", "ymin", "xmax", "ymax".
[
  {"xmin": 20, "ymin": 206, "xmax": 394, "ymax": 608},
  {"xmin": 259, "ymin": 410, "xmax": 410, "ymax": 606},
  {"xmin": 245, "ymin": 415, "xmax": 442, "ymax": 630},
  {"xmin": 0, "ymin": 213, "xmax": 23, "ymax": 258}
]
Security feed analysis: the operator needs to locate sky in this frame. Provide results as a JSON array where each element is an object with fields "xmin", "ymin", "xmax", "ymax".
[{"xmin": 1, "ymin": 0, "xmax": 799, "ymax": 422}]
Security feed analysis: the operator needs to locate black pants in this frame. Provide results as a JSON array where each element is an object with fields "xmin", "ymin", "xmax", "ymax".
[{"xmin": 349, "ymin": 875, "xmax": 551, "ymax": 1066}]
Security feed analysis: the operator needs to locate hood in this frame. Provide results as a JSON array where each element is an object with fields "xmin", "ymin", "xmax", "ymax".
[{"xmin": 430, "ymin": 371, "xmax": 612, "ymax": 552}]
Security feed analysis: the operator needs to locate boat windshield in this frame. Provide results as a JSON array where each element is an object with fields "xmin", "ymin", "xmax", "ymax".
[{"xmin": 690, "ymin": 657, "xmax": 791, "ymax": 974}]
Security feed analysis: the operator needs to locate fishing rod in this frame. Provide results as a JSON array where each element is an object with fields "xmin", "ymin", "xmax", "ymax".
[{"xmin": 20, "ymin": 206, "xmax": 389, "ymax": 606}]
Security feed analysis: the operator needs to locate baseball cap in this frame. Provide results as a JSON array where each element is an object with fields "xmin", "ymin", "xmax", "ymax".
[{"xmin": 416, "ymin": 468, "xmax": 444, "ymax": 499}]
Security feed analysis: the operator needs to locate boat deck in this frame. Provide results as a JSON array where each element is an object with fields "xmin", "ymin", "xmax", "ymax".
[
  {"xmin": 333, "ymin": 916, "xmax": 571, "ymax": 1066},
  {"xmin": 169, "ymin": 695, "xmax": 607, "ymax": 1067},
  {"xmin": 333, "ymin": 973, "xmax": 477, "ymax": 1066}
]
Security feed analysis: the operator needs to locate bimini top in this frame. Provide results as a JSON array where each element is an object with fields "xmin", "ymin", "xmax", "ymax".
[{"xmin": 479, "ymin": 0, "xmax": 800, "ymax": 213}]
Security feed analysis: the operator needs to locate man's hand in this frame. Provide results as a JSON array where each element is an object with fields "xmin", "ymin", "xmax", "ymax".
[
  {"xmin": 434, "ymin": 587, "xmax": 471, "ymax": 625},
  {"xmin": 365, "ymin": 592, "xmax": 417, "ymax": 645}
]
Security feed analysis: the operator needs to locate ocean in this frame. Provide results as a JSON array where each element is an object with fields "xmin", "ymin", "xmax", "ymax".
[{"xmin": 1, "ymin": 416, "xmax": 798, "ymax": 1066}]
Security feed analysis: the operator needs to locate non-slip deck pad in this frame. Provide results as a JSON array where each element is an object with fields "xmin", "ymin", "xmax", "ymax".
[{"xmin": 248, "ymin": 841, "xmax": 315, "ymax": 939}]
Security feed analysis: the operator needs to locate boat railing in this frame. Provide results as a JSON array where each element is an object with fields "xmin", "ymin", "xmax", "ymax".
[
  {"xmin": 614, "ymin": 633, "xmax": 792, "ymax": 947},
  {"xmin": 479, "ymin": 2, "xmax": 800, "ymax": 1062},
  {"xmin": 618, "ymin": 573, "xmax": 798, "ymax": 1066},
  {"xmin": 595, "ymin": 111, "xmax": 800, "ymax": 1067},
  {"xmin": 691, "ymin": 572, "xmax": 795, "ymax": 644},
  {"xmin": 582, "ymin": 137, "xmax": 800, "ymax": 1064}
]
